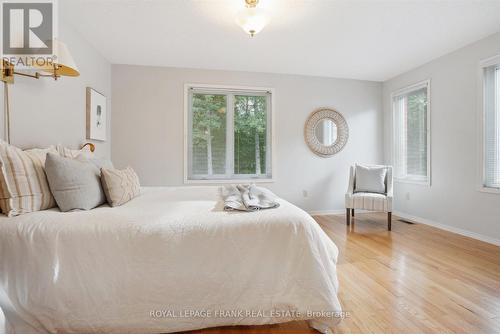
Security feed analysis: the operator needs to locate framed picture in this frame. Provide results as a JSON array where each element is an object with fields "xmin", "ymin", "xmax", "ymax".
[{"xmin": 86, "ymin": 87, "xmax": 107, "ymax": 141}]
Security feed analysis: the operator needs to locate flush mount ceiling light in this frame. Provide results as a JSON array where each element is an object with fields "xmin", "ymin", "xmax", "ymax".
[{"xmin": 235, "ymin": 0, "xmax": 268, "ymax": 37}]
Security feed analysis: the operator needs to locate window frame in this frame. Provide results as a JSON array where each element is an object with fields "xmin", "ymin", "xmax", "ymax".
[
  {"xmin": 183, "ymin": 83, "xmax": 275, "ymax": 184},
  {"xmin": 391, "ymin": 79, "xmax": 432, "ymax": 186},
  {"xmin": 478, "ymin": 54, "xmax": 500, "ymax": 194}
]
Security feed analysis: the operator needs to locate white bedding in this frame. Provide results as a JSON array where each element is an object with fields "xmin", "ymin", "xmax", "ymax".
[{"xmin": 0, "ymin": 186, "xmax": 341, "ymax": 334}]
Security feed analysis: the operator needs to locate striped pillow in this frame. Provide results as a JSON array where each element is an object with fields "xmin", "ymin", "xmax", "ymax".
[{"xmin": 0, "ymin": 141, "xmax": 57, "ymax": 217}]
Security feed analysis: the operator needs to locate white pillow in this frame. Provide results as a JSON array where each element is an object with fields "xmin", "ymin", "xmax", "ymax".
[
  {"xmin": 355, "ymin": 164, "xmax": 387, "ymax": 194},
  {"xmin": 56, "ymin": 144, "xmax": 94, "ymax": 159}
]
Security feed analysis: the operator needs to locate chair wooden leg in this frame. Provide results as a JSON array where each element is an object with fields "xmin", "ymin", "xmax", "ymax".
[
  {"xmin": 388, "ymin": 212, "xmax": 392, "ymax": 231},
  {"xmin": 346, "ymin": 208, "xmax": 350, "ymax": 226},
  {"xmin": 351, "ymin": 209, "xmax": 354, "ymax": 217}
]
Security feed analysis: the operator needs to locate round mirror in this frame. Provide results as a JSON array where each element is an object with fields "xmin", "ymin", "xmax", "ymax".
[
  {"xmin": 314, "ymin": 119, "xmax": 338, "ymax": 146},
  {"xmin": 304, "ymin": 108, "xmax": 349, "ymax": 157}
]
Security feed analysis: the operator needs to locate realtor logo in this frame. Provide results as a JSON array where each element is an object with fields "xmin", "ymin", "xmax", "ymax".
[{"xmin": 2, "ymin": 1, "xmax": 53, "ymax": 55}]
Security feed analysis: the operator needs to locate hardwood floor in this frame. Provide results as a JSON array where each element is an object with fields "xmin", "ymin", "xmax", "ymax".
[{"xmin": 182, "ymin": 213, "xmax": 500, "ymax": 334}]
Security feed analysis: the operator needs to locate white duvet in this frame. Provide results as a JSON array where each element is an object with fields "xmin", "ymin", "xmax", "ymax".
[{"xmin": 0, "ymin": 187, "xmax": 341, "ymax": 334}]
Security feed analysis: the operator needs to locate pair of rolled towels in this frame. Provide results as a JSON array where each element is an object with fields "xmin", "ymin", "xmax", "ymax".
[{"xmin": 222, "ymin": 184, "xmax": 280, "ymax": 212}]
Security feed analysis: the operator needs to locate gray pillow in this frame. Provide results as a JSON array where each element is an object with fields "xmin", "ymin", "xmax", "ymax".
[
  {"xmin": 75, "ymin": 155, "xmax": 114, "ymax": 169},
  {"xmin": 354, "ymin": 164, "xmax": 387, "ymax": 194},
  {"xmin": 45, "ymin": 153, "xmax": 106, "ymax": 212}
]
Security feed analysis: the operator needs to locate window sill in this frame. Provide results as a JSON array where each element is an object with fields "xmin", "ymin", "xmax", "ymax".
[
  {"xmin": 394, "ymin": 178, "xmax": 431, "ymax": 186},
  {"xmin": 478, "ymin": 186, "xmax": 500, "ymax": 195},
  {"xmin": 184, "ymin": 178, "xmax": 275, "ymax": 185}
]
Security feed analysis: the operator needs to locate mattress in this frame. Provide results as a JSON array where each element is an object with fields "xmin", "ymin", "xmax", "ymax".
[{"xmin": 0, "ymin": 186, "xmax": 342, "ymax": 334}]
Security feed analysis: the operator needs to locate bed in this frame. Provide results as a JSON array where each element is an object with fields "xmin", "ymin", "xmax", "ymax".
[{"xmin": 0, "ymin": 186, "xmax": 342, "ymax": 334}]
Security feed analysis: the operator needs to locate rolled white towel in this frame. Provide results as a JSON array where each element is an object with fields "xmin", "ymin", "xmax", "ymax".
[{"xmin": 222, "ymin": 184, "xmax": 279, "ymax": 212}]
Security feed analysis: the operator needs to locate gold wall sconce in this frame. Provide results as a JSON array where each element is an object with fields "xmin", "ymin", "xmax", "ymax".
[
  {"xmin": 81, "ymin": 142, "xmax": 96, "ymax": 153},
  {"xmin": 1, "ymin": 40, "xmax": 79, "ymax": 83},
  {"xmin": 1, "ymin": 40, "xmax": 80, "ymax": 143},
  {"xmin": 0, "ymin": 60, "xmax": 14, "ymax": 84}
]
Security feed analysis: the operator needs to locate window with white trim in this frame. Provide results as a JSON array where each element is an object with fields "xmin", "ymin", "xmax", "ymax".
[
  {"xmin": 186, "ymin": 86, "xmax": 272, "ymax": 181},
  {"xmin": 392, "ymin": 80, "xmax": 430, "ymax": 184},
  {"xmin": 483, "ymin": 62, "xmax": 500, "ymax": 189}
]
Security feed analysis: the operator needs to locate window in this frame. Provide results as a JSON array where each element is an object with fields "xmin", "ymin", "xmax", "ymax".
[
  {"xmin": 482, "ymin": 60, "xmax": 500, "ymax": 190},
  {"xmin": 185, "ymin": 85, "xmax": 273, "ymax": 182},
  {"xmin": 392, "ymin": 80, "xmax": 430, "ymax": 184}
]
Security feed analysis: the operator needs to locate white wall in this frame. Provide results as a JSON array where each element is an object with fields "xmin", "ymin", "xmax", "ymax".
[
  {"xmin": 383, "ymin": 31, "xmax": 500, "ymax": 243},
  {"xmin": 0, "ymin": 19, "xmax": 111, "ymax": 334},
  {"xmin": 112, "ymin": 65, "xmax": 383, "ymax": 212},
  {"xmin": 0, "ymin": 20, "xmax": 112, "ymax": 157}
]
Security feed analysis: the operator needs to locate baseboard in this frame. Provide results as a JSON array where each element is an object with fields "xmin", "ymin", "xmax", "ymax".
[{"xmin": 393, "ymin": 211, "xmax": 500, "ymax": 246}]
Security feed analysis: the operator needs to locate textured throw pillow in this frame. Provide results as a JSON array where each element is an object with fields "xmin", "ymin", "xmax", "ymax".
[
  {"xmin": 101, "ymin": 167, "xmax": 140, "ymax": 207},
  {"xmin": 0, "ymin": 141, "xmax": 57, "ymax": 217},
  {"xmin": 354, "ymin": 164, "xmax": 387, "ymax": 194},
  {"xmin": 45, "ymin": 153, "xmax": 106, "ymax": 212}
]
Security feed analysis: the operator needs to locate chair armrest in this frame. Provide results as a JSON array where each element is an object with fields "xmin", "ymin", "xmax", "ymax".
[
  {"xmin": 346, "ymin": 166, "xmax": 355, "ymax": 195},
  {"xmin": 386, "ymin": 166, "xmax": 393, "ymax": 195},
  {"xmin": 345, "ymin": 166, "xmax": 355, "ymax": 208},
  {"xmin": 385, "ymin": 167, "xmax": 393, "ymax": 211}
]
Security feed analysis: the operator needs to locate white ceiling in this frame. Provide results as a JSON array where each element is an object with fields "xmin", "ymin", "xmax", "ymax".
[{"xmin": 61, "ymin": 0, "xmax": 500, "ymax": 82}]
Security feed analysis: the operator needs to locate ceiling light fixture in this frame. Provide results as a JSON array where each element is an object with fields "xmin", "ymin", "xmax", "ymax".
[{"xmin": 235, "ymin": 0, "xmax": 268, "ymax": 37}]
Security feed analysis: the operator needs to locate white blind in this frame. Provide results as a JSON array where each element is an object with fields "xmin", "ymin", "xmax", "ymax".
[
  {"xmin": 187, "ymin": 87, "xmax": 272, "ymax": 181},
  {"xmin": 190, "ymin": 93, "xmax": 228, "ymax": 177},
  {"xmin": 393, "ymin": 82, "xmax": 429, "ymax": 183},
  {"xmin": 484, "ymin": 65, "xmax": 500, "ymax": 188}
]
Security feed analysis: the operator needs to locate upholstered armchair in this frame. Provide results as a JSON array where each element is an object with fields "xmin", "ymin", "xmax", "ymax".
[{"xmin": 345, "ymin": 165, "xmax": 393, "ymax": 230}]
